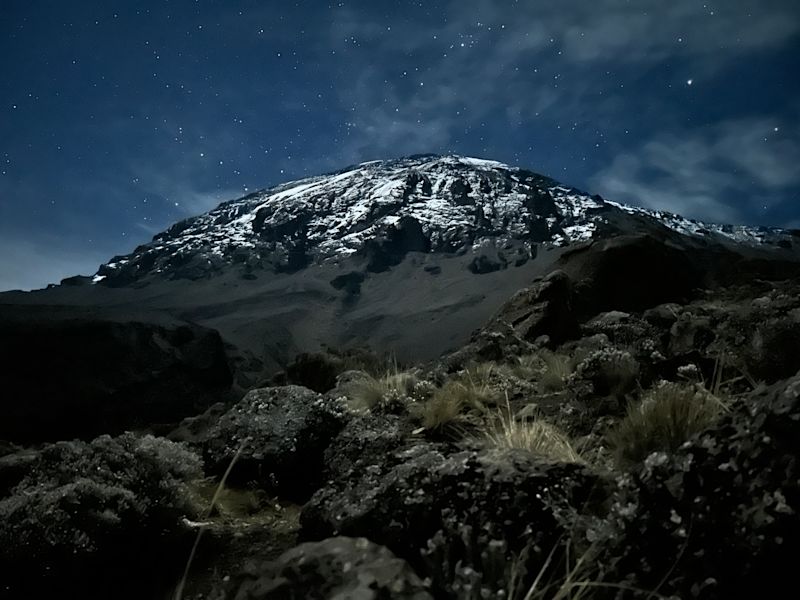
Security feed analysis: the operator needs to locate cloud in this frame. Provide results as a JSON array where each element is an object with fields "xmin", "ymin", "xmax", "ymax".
[
  {"xmin": 325, "ymin": 0, "xmax": 799, "ymax": 163},
  {"xmin": 590, "ymin": 117, "xmax": 800, "ymax": 225}
]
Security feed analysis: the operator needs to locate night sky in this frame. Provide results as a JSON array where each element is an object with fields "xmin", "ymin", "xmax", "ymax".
[{"xmin": 1, "ymin": 1, "xmax": 799, "ymax": 290}]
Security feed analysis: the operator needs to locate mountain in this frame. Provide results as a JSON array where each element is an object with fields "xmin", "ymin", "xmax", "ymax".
[
  {"xmin": 3, "ymin": 154, "xmax": 800, "ymax": 599},
  {"xmin": 3, "ymin": 154, "xmax": 800, "ymax": 380},
  {"xmin": 91, "ymin": 153, "xmax": 794, "ymax": 285}
]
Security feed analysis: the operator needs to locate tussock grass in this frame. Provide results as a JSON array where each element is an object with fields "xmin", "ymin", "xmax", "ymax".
[
  {"xmin": 483, "ymin": 401, "xmax": 582, "ymax": 464},
  {"xmin": 608, "ymin": 382, "xmax": 728, "ymax": 468},
  {"xmin": 539, "ymin": 351, "xmax": 573, "ymax": 392},
  {"xmin": 512, "ymin": 353, "xmax": 542, "ymax": 380},
  {"xmin": 456, "ymin": 364, "xmax": 501, "ymax": 411},
  {"xmin": 344, "ymin": 369, "xmax": 419, "ymax": 411},
  {"xmin": 417, "ymin": 385, "xmax": 465, "ymax": 430},
  {"xmin": 510, "ymin": 351, "xmax": 573, "ymax": 391}
]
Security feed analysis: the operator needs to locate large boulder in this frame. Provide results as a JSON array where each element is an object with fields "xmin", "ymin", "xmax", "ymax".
[
  {"xmin": 301, "ymin": 446, "xmax": 599, "ymax": 597},
  {"xmin": 210, "ymin": 537, "xmax": 433, "ymax": 600},
  {"xmin": 0, "ymin": 306, "xmax": 233, "ymax": 443},
  {"xmin": 588, "ymin": 372, "xmax": 800, "ymax": 598},
  {"xmin": 321, "ymin": 411, "xmax": 416, "ymax": 483},
  {"xmin": 486, "ymin": 269, "xmax": 578, "ymax": 345},
  {"xmin": 0, "ymin": 433, "xmax": 202, "ymax": 599},
  {"xmin": 203, "ymin": 386, "xmax": 348, "ymax": 500}
]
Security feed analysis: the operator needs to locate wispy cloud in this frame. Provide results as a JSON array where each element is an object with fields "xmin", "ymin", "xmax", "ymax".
[
  {"xmin": 327, "ymin": 0, "xmax": 799, "ymax": 163},
  {"xmin": 590, "ymin": 117, "xmax": 800, "ymax": 225}
]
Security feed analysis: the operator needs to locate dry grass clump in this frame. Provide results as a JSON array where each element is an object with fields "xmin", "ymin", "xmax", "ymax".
[
  {"xmin": 539, "ymin": 351, "xmax": 573, "ymax": 392},
  {"xmin": 510, "ymin": 351, "xmax": 573, "ymax": 392},
  {"xmin": 344, "ymin": 369, "xmax": 420, "ymax": 411},
  {"xmin": 512, "ymin": 353, "xmax": 542, "ymax": 380},
  {"xmin": 414, "ymin": 376, "xmax": 496, "ymax": 431},
  {"xmin": 458, "ymin": 366, "xmax": 500, "ymax": 408},
  {"xmin": 416, "ymin": 383, "xmax": 466, "ymax": 430},
  {"xmin": 608, "ymin": 382, "xmax": 728, "ymax": 468},
  {"xmin": 483, "ymin": 402, "xmax": 582, "ymax": 464}
]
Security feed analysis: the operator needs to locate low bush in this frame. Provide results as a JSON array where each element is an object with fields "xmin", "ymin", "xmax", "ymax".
[{"xmin": 0, "ymin": 433, "xmax": 202, "ymax": 597}]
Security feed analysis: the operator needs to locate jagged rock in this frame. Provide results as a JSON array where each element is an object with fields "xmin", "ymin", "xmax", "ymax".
[
  {"xmin": 442, "ymin": 323, "xmax": 536, "ymax": 371},
  {"xmin": 0, "ymin": 307, "xmax": 233, "ymax": 443},
  {"xmin": 488, "ymin": 269, "xmax": 578, "ymax": 345},
  {"xmin": 203, "ymin": 386, "xmax": 348, "ymax": 500},
  {"xmin": 301, "ymin": 446, "xmax": 599, "ymax": 596},
  {"xmin": 468, "ymin": 253, "xmax": 505, "ymax": 274},
  {"xmin": 643, "ymin": 303, "xmax": 682, "ymax": 327},
  {"xmin": 210, "ymin": 537, "xmax": 433, "ymax": 600},
  {"xmin": 588, "ymin": 372, "xmax": 800, "ymax": 599},
  {"xmin": 0, "ymin": 433, "xmax": 201, "ymax": 599}
]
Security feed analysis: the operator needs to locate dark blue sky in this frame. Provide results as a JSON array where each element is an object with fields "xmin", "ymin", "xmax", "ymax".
[{"xmin": 1, "ymin": 0, "xmax": 799, "ymax": 290}]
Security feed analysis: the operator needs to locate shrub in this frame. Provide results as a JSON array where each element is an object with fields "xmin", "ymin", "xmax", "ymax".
[
  {"xmin": 576, "ymin": 348, "xmax": 639, "ymax": 398},
  {"xmin": 0, "ymin": 433, "xmax": 202, "ymax": 596},
  {"xmin": 608, "ymin": 382, "xmax": 726, "ymax": 468}
]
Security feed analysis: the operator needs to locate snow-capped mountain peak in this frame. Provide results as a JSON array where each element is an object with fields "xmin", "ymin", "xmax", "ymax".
[{"xmin": 93, "ymin": 154, "xmax": 794, "ymax": 284}]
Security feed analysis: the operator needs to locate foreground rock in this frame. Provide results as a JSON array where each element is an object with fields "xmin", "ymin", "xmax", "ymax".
[
  {"xmin": 0, "ymin": 433, "xmax": 202, "ymax": 599},
  {"xmin": 209, "ymin": 537, "xmax": 433, "ymax": 599},
  {"xmin": 0, "ymin": 306, "xmax": 233, "ymax": 442},
  {"xmin": 302, "ymin": 446, "xmax": 600, "ymax": 597},
  {"xmin": 587, "ymin": 372, "xmax": 800, "ymax": 598},
  {"xmin": 203, "ymin": 385, "xmax": 348, "ymax": 500}
]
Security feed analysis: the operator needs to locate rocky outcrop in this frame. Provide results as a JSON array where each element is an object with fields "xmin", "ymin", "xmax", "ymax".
[
  {"xmin": 587, "ymin": 373, "xmax": 800, "ymax": 599},
  {"xmin": 301, "ymin": 446, "xmax": 599, "ymax": 597},
  {"xmin": 486, "ymin": 270, "xmax": 578, "ymax": 345},
  {"xmin": 0, "ymin": 307, "xmax": 233, "ymax": 443},
  {"xmin": 202, "ymin": 386, "xmax": 348, "ymax": 500}
]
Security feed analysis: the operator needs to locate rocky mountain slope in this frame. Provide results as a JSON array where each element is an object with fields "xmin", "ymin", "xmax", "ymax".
[{"xmin": 1, "ymin": 154, "xmax": 799, "ymax": 598}]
